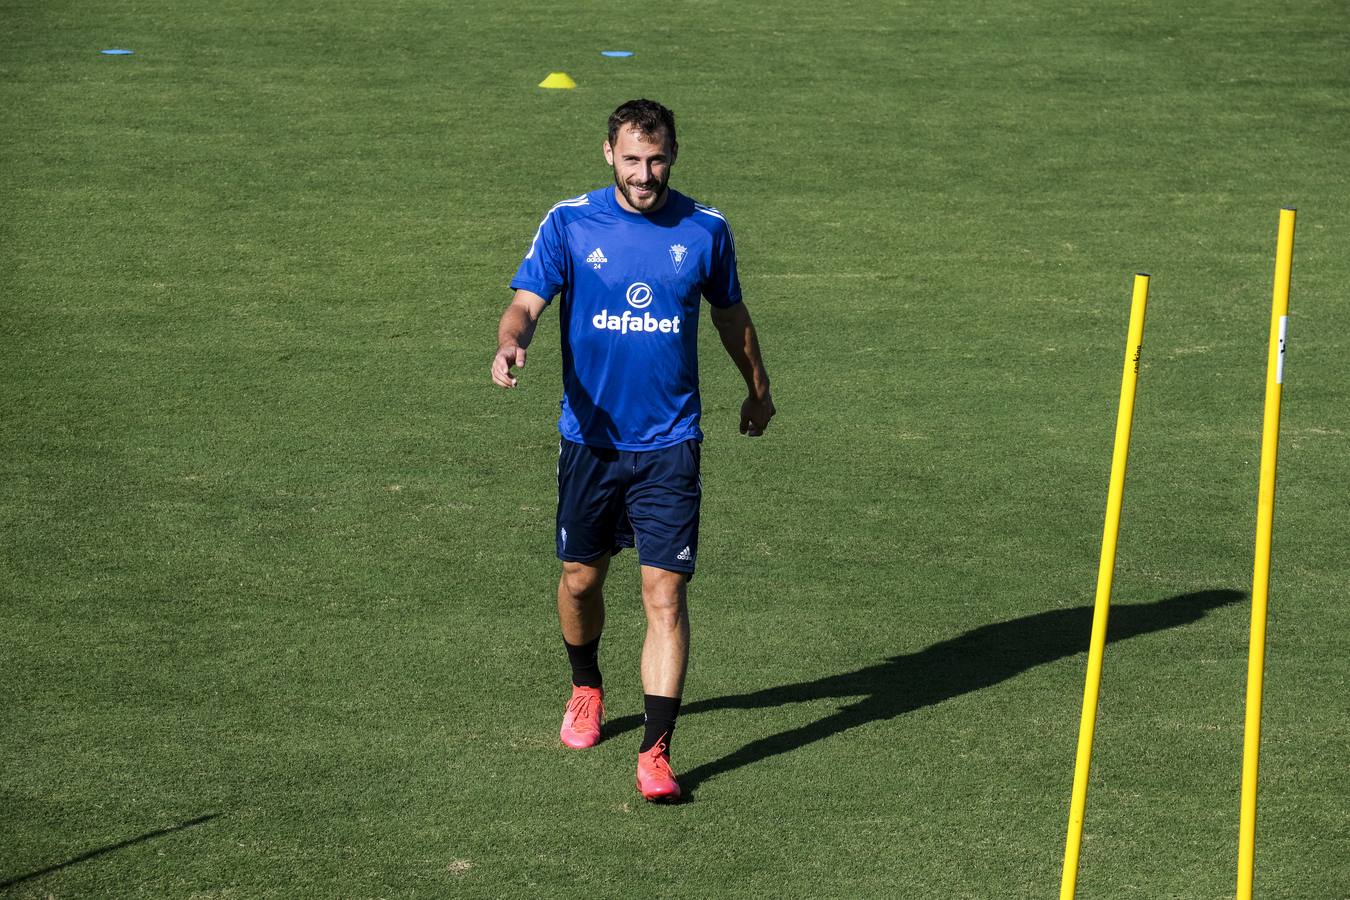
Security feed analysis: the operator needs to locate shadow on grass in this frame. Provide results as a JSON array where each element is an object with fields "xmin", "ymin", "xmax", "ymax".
[
  {"xmin": 610, "ymin": 589, "xmax": 1242, "ymax": 797},
  {"xmin": 0, "ymin": 813, "xmax": 221, "ymax": 890}
]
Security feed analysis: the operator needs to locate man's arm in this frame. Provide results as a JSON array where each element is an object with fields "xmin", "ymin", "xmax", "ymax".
[
  {"xmin": 710, "ymin": 301, "xmax": 775, "ymax": 436},
  {"xmin": 491, "ymin": 289, "xmax": 549, "ymax": 388}
]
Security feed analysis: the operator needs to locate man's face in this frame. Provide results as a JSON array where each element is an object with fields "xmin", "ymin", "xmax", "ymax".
[{"xmin": 604, "ymin": 124, "xmax": 676, "ymax": 214}]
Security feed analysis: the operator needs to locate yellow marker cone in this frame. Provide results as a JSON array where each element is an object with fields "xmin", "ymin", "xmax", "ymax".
[{"xmin": 539, "ymin": 72, "xmax": 576, "ymax": 89}]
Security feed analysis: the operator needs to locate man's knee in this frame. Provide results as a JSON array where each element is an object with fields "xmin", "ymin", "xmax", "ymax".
[
  {"xmin": 641, "ymin": 567, "xmax": 688, "ymax": 626},
  {"xmin": 561, "ymin": 559, "xmax": 607, "ymax": 603}
]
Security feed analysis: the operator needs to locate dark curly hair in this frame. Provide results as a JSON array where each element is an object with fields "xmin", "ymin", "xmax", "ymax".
[{"xmin": 607, "ymin": 99, "xmax": 677, "ymax": 149}]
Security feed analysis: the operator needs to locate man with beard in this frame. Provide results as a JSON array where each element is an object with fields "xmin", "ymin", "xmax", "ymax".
[{"xmin": 491, "ymin": 99, "xmax": 774, "ymax": 802}]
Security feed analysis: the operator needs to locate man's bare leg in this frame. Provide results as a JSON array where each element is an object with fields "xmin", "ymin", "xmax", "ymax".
[
  {"xmin": 558, "ymin": 556, "xmax": 608, "ymax": 645},
  {"xmin": 557, "ymin": 556, "xmax": 609, "ymax": 749},
  {"xmin": 636, "ymin": 564, "xmax": 688, "ymax": 800},
  {"xmin": 639, "ymin": 565, "xmax": 689, "ymax": 698}
]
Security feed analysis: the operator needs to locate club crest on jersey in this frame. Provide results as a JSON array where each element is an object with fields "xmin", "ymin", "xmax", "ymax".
[{"xmin": 669, "ymin": 243, "xmax": 688, "ymax": 273}]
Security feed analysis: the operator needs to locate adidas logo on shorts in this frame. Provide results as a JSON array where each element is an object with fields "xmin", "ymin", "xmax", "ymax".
[{"xmin": 676, "ymin": 546, "xmax": 692, "ymax": 562}]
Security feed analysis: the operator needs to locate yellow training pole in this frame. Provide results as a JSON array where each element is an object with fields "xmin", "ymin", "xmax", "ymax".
[
  {"xmin": 1237, "ymin": 207, "xmax": 1296, "ymax": 900},
  {"xmin": 1061, "ymin": 273, "xmax": 1150, "ymax": 900}
]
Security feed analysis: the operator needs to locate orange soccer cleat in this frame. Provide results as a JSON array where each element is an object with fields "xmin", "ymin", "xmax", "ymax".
[
  {"xmin": 636, "ymin": 735, "xmax": 681, "ymax": 802},
  {"xmin": 559, "ymin": 685, "xmax": 604, "ymax": 749}
]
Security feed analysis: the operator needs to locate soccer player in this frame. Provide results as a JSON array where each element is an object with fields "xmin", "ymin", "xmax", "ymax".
[{"xmin": 491, "ymin": 99, "xmax": 774, "ymax": 802}]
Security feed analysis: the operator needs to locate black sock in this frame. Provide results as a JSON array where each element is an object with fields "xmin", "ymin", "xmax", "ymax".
[
  {"xmin": 640, "ymin": 694, "xmax": 682, "ymax": 752},
  {"xmin": 564, "ymin": 636, "xmax": 602, "ymax": 689}
]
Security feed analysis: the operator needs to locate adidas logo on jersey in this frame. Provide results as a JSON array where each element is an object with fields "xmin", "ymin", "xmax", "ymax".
[
  {"xmin": 676, "ymin": 546, "xmax": 692, "ymax": 562},
  {"xmin": 587, "ymin": 247, "xmax": 608, "ymax": 270}
]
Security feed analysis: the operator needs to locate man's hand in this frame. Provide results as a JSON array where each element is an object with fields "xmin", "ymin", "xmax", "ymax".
[
  {"xmin": 710, "ymin": 301, "xmax": 773, "ymax": 436},
  {"xmin": 740, "ymin": 392, "xmax": 776, "ymax": 436},
  {"xmin": 492, "ymin": 343, "xmax": 527, "ymax": 388},
  {"xmin": 492, "ymin": 291, "xmax": 548, "ymax": 389}
]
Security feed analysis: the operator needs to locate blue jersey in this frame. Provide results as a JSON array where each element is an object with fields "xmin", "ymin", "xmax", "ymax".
[{"xmin": 510, "ymin": 186, "xmax": 742, "ymax": 451}]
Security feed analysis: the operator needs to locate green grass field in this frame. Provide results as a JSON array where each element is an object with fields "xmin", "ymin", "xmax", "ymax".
[{"xmin": 3, "ymin": 0, "xmax": 1347, "ymax": 896}]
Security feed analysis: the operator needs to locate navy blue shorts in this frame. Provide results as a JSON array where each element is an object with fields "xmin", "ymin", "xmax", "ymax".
[{"xmin": 556, "ymin": 438, "xmax": 701, "ymax": 577}]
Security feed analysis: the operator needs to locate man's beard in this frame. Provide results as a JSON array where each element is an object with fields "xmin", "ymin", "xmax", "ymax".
[{"xmin": 614, "ymin": 169, "xmax": 668, "ymax": 212}]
